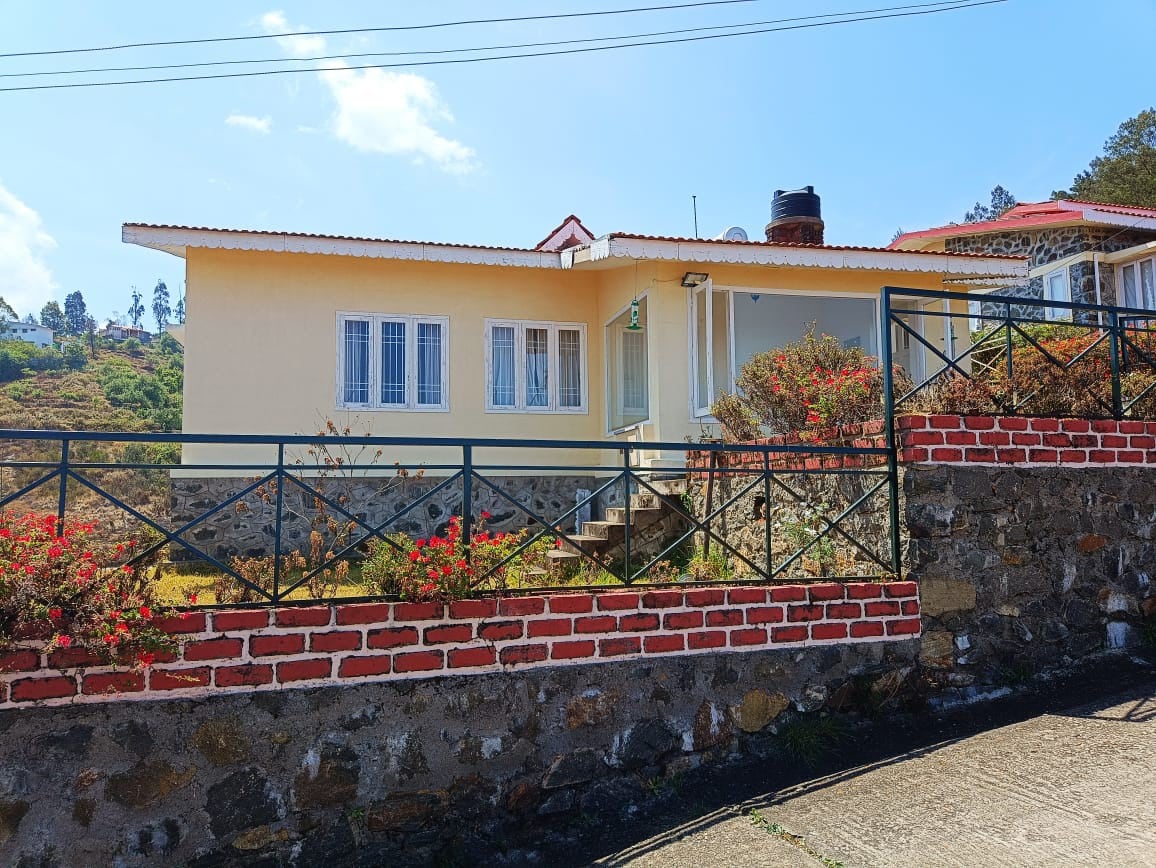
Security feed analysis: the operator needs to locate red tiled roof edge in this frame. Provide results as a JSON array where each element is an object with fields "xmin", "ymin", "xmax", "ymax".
[
  {"xmin": 608, "ymin": 233, "xmax": 1027, "ymax": 261},
  {"xmin": 534, "ymin": 214, "xmax": 595, "ymax": 250}
]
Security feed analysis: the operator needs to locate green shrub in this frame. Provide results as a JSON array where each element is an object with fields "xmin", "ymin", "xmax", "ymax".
[
  {"xmin": 0, "ymin": 341, "xmax": 64, "ymax": 381},
  {"xmin": 123, "ymin": 337, "xmax": 142, "ymax": 355},
  {"xmin": 62, "ymin": 341, "xmax": 87, "ymax": 370}
]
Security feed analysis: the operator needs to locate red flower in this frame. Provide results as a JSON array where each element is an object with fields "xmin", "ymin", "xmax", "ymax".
[
  {"xmin": 48, "ymin": 607, "xmax": 63, "ymax": 619},
  {"xmin": 139, "ymin": 605, "xmax": 151, "ymax": 619},
  {"xmin": 136, "ymin": 652, "xmax": 155, "ymax": 668},
  {"xmin": 455, "ymin": 559, "xmax": 468, "ymax": 569},
  {"xmin": 408, "ymin": 550, "xmax": 422, "ymax": 562},
  {"xmin": 415, "ymin": 538, "xmax": 427, "ymax": 548},
  {"xmin": 480, "ymin": 511, "xmax": 491, "ymax": 520},
  {"xmin": 57, "ymin": 635, "xmax": 72, "ymax": 648},
  {"xmin": 441, "ymin": 565, "xmax": 452, "ymax": 576}
]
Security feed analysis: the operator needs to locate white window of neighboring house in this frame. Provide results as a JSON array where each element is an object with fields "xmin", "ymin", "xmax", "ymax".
[
  {"xmin": 1043, "ymin": 268, "xmax": 1071, "ymax": 321},
  {"xmin": 485, "ymin": 320, "xmax": 587, "ymax": 413},
  {"xmin": 1119, "ymin": 257, "xmax": 1156, "ymax": 310},
  {"xmin": 336, "ymin": 313, "xmax": 448, "ymax": 411}
]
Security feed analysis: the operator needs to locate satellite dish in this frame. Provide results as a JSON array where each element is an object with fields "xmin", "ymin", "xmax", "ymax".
[{"xmin": 715, "ymin": 226, "xmax": 749, "ymax": 242}]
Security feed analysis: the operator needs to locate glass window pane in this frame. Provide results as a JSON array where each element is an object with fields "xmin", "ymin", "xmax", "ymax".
[
  {"xmin": 711, "ymin": 290, "xmax": 730, "ymax": 400},
  {"xmin": 694, "ymin": 289, "xmax": 709, "ymax": 411},
  {"xmin": 343, "ymin": 319, "xmax": 370, "ymax": 404},
  {"xmin": 380, "ymin": 320, "xmax": 406, "ymax": 405},
  {"xmin": 1140, "ymin": 259, "xmax": 1155, "ymax": 309},
  {"xmin": 1122, "ymin": 264, "xmax": 1139, "ymax": 308},
  {"xmin": 525, "ymin": 327, "xmax": 549, "ymax": 407},
  {"xmin": 490, "ymin": 326, "xmax": 515, "ymax": 407},
  {"xmin": 558, "ymin": 329, "xmax": 582, "ymax": 408},
  {"xmin": 416, "ymin": 322, "xmax": 442, "ymax": 406},
  {"xmin": 621, "ymin": 329, "xmax": 647, "ymax": 413}
]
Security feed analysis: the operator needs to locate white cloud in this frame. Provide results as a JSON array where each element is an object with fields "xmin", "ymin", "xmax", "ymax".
[
  {"xmin": 0, "ymin": 182, "xmax": 56, "ymax": 318},
  {"xmin": 261, "ymin": 11, "xmax": 477, "ymax": 173},
  {"xmin": 226, "ymin": 113, "xmax": 273, "ymax": 134}
]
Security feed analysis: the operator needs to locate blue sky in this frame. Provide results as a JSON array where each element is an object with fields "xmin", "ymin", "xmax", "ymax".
[{"xmin": 1, "ymin": 0, "xmax": 1154, "ymax": 324}]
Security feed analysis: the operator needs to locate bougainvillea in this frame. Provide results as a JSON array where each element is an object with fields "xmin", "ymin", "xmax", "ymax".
[{"xmin": 0, "ymin": 512, "xmax": 175, "ymax": 667}]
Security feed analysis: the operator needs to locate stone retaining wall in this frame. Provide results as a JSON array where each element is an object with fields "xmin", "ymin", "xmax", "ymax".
[{"xmin": 0, "ymin": 583, "xmax": 920, "ymax": 866}]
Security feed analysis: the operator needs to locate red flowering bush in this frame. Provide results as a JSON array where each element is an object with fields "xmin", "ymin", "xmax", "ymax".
[
  {"xmin": 0, "ymin": 512, "xmax": 176, "ymax": 667},
  {"xmin": 712, "ymin": 329, "xmax": 906, "ymax": 442},
  {"xmin": 361, "ymin": 513, "xmax": 535, "ymax": 601}
]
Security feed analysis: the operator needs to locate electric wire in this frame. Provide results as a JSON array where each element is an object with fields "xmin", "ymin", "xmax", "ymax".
[
  {"xmin": 0, "ymin": 1, "xmax": 980, "ymax": 80},
  {"xmin": 0, "ymin": 0, "xmax": 1008, "ymax": 94},
  {"xmin": 0, "ymin": 0, "xmax": 762, "ymax": 58}
]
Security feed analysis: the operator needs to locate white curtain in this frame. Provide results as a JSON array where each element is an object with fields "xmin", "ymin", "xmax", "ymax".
[
  {"xmin": 380, "ymin": 320, "xmax": 406, "ymax": 405},
  {"xmin": 1142, "ymin": 260, "xmax": 1155, "ymax": 309},
  {"xmin": 620, "ymin": 329, "xmax": 646, "ymax": 415},
  {"xmin": 526, "ymin": 327, "xmax": 549, "ymax": 407},
  {"xmin": 343, "ymin": 319, "xmax": 370, "ymax": 404},
  {"xmin": 416, "ymin": 322, "xmax": 442, "ymax": 405},
  {"xmin": 491, "ymin": 326, "xmax": 515, "ymax": 406},
  {"xmin": 558, "ymin": 328, "xmax": 582, "ymax": 408}
]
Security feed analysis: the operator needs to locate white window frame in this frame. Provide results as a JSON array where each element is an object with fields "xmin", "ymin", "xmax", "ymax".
[
  {"xmin": 604, "ymin": 295, "xmax": 651, "ymax": 435},
  {"xmin": 484, "ymin": 319, "xmax": 588, "ymax": 414},
  {"xmin": 335, "ymin": 312, "xmax": 450, "ymax": 412},
  {"xmin": 1043, "ymin": 267, "xmax": 1071, "ymax": 321},
  {"xmin": 1118, "ymin": 257, "xmax": 1156, "ymax": 310}
]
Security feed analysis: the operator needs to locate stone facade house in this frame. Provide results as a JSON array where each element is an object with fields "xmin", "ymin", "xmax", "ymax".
[{"xmin": 890, "ymin": 199, "xmax": 1156, "ymax": 319}]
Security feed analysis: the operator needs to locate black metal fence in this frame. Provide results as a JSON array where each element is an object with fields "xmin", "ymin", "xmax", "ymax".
[
  {"xmin": 0, "ymin": 430, "xmax": 898, "ymax": 603},
  {"xmin": 882, "ymin": 286, "xmax": 1156, "ymax": 421}
]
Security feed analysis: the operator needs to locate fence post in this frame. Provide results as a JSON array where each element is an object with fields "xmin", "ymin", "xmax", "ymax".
[
  {"xmin": 1004, "ymin": 300, "xmax": 1014, "ymax": 384},
  {"xmin": 272, "ymin": 443, "xmax": 285, "ymax": 602},
  {"xmin": 881, "ymin": 287, "xmax": 903, "ymax": 578},
  {"xmin": 56, "ymin": 437, "xmax": 69, "ymax": 537},
  {"xmin": 461, "ymin": 444, "xmax": 473, "ymax": 564},
  {"xmin": 1108, "ymin": 309, "xmax": 1123, "ymax": 420},
  {"xmin": 622, "ymin": 445, "xmax": 632, "ymax": 583},
  {"xmin": 762, "ymin": 450, "xmax": 773, "ymax": 579}
]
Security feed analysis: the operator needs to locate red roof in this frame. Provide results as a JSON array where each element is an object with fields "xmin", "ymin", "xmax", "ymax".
[
  {"xmin": 608, "ymin": 232, "xmax": 1026, "ymax": 260},
  {"xmin": 890, "ymin": 199, "xmax": 1156, "ymax": 248},
  {"xmin": 534, "ymin": 214, "xmax": 595, "ymax": 251}
]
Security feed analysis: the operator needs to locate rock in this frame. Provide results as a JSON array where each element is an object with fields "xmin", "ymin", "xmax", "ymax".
[
  {"xmin": 105, "ymin": 761, "xmax": 195, "ymax": 809},
  {"xmin": 542, "ymin": 749, "xmax": 606, "ymax": 789},
  {"xmin": 795, "ymin": 684, "xmax": 829, "ymax": 713},
  {"xmin": 72, "ymin": 798, "xmax": 95, "ymax": 828},
  {"xmin": 39, "ymin": 725, "xmax": 94, "ymax": 756},
  {"xmin": 366, "ymin": 791, "xmax": 447, "ymax": 832},
  {"xmin": 537, "ymin": 790, "xmax": 577, "ymax": 816},
  {"xmin": 206, "ymin": 768, "xmax": 281, "ymax": 839},
  {"xmin": 191, "ymin": 718, "xmax": 251, "ymax": 766},
  {"xmin": 919, "ymin": 631, "xmax": 954, "ymax": 670},
  {"xmin": 920, "ymin": 578, "xmax": 977, "ymax": 616},
  {"xmin": 505, "ymin": 780, "xmax": 540, "ymax": 813},
  {"xmin": 111, "ymin": 721, "xmax": 154, "ymax": 757},
  {"xmin": 0, "ymin": 799, "xmax": 29, "ymax": 845},
  {"xmin": 692, "ymin": 700, "xmax": 732, "ymax": 750},
  {"xmin": 1078, "ymin": 533, "xmax": 1109, "ymax": 553},
  {"xmin": 294, "ymin": 745, "xmax": 360, "ymax": 809},
  {"xmin": 566, "ymin": 688, "xmax": 619, "ymax": 729},
  {"xmin": 1064, "ymin": 599, "xmax": 1100, "ymax": 630},
  {"xmin": 231, "ymin": 825, "xmax": 291, "ymax": 851},
  {"xmin": 620, "ymin": 719, "xmax": 677, "ymax": 770},
  {"xmin": 735, "ymin": 689, "xmax": 790, "ymax": 733},
  {"xmin": 995, "ymin": 603, "xmax": 1020, "ymax": 617}
]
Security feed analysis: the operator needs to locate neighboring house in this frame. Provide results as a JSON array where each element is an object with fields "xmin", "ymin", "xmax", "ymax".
[
  {"xmin": 102, "ymin": 324, "xmax": 152, "ymax": 342},
  {"xmin": 123, "ymin": 190, "xmax": 1025, "ymax": 466},
  {"xmin": 0, "ymin": 320, "xmax": 54, "ymax": 348},
  {"xmin": 891, "ymin": 199, "xmax": 1156, "ymax": 320}
]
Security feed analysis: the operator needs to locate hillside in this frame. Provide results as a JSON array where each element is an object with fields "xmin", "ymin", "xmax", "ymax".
[{"xmin": 0, "ymin": 335, "xmax": 182, "ymax": 432}]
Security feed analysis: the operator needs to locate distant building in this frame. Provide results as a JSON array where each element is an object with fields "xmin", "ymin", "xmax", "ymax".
[
  {"xmin": 101, "ymin": 323, "xmax": 152, "ymax": 343},
  {"xmin": 0, "ymin": 320, "xmax": 54, "ymax": 348}
]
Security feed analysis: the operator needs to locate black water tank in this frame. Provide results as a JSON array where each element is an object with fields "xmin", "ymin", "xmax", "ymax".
[{"xmin": 771, "ymin": 186, "xmax": 822, "ymax": 222}]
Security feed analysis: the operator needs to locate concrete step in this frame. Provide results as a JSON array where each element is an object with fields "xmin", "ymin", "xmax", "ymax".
[
  {"xmin": 559, "ymin": 534, "xmax": 611, "ymax": 556},
  {"xmin": 580, "ymin": 520, "xmax": 627, "ymax": 543},
  {"xmin": 630, "ymin": 492, "xmax": 661, "ymax": 510},
  {"xmin": 604, "ymin": 506, "xmax": 665, "ymax": 526},
  {"xmin": 647, "ymin": 478, "xmax": 688, "ymax": 496}
]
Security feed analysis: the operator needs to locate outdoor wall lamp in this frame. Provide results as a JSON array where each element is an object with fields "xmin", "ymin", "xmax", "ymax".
[{"xmin": 681, "ymin": 271, "xmax": 709, "ymax": 287}]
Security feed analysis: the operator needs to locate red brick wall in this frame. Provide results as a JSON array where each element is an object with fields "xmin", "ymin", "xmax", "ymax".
[
  {"xmin": 0, "ymin": 582, "xmax": 920, "ymax": 709},
  {"xmin": 898, "ymin": 415, "xmax": 1156, "ymax": 466}
]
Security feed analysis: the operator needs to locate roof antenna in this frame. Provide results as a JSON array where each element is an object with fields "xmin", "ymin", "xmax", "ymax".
[{"xmin": 692, "ymin": 195, "xmax": 698, "ymax": 239}]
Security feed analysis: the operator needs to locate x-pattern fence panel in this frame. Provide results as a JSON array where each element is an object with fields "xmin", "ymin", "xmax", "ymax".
[
  {"xmin": 0, "ymin": 431, "xmax": 899, "ymax": 603},
  {"xmin": 883, "ymin": 286, "xmax": 1156, "ymax": 421}
]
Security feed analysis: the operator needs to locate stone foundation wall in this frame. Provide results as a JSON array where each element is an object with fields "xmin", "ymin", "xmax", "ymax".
[
  {"xmin": 170, "ymin": 474, "xmax": 606, "ymax": 561},
  {"xmin": 0, "ymin": 584, "xmax": 920, "ymax": 866}
]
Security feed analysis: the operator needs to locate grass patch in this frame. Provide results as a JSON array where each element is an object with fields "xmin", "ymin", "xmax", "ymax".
[
  {"xmin": 778, "ymin": 715, "xmax": 850, "ymax": 767},
  {"xmin": 749, "ymin": 809, "xmax": 845, "ymax": 868}
]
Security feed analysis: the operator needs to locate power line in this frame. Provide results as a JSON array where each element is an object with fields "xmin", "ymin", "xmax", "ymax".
[
  {"xmin": 0, "ymin": 1, "xmax": 979, "ymax": 81},
  {"xmin": 0, "ymin": 0, "xmax": 1008, "ymax": 93},
  {"xmin": 0, "ymin": 0, "xmax": 761, "ymax": 59}
]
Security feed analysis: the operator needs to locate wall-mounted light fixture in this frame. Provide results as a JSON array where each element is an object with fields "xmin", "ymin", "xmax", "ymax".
[{"xmin": 681, "ymin": 271, "xmax": 709, "ymax": 288}]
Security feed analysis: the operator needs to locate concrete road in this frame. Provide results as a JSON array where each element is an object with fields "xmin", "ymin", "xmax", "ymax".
[{"xmin": 595, "ymin": 684, "xmax": 1156, "ymax": 867}]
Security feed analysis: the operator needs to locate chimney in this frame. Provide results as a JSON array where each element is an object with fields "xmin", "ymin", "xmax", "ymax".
[{"xmin": 765, "ymin": 186, "xmax": 824, "ymax": 245}]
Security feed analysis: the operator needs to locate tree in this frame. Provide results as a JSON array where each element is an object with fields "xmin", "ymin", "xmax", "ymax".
[
  {"xmin": 0, "ymin": 297, "xmax": 17, "ymax": 323},
  {"xmin": 39, "ymin": 301, "xmax": 65, "ymax": 333},
  {"xmin": 1053, "ymin": 108, "xmax": 1156, "ymax": 207},
  {"xmin": 23, "ymin": 314, "xmax": 35, "ymax": 324},
  {"xmin": 63, "ymin": 291, "xmax": 88, "ymax": 336},
  {"xmin": 174, "ymin": 293, "xmax": 185, "ymax": 325},
  {"xmin": 152, "ymin": 279, "xmax": 171, "ymax": 333},
  {"xmin": 84, "ymin": 315, "xmax": 98, "ymax": 358},
  {"xmin": 964, "ymin": 185, "xmax": 1018, "ymax": 223},
  {"xmin": 128, "ymin": 288, "xmax": 145, "ymax": 329}
]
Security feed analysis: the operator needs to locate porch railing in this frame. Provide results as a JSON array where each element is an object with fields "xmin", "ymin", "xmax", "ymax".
[
  {"xmin": 882, "ymin": 286, "xmax": 1156, "ymax": 421},
  {"xmin": 0, "ymin": 430, "xmax": 897, "ymax": 604}
]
